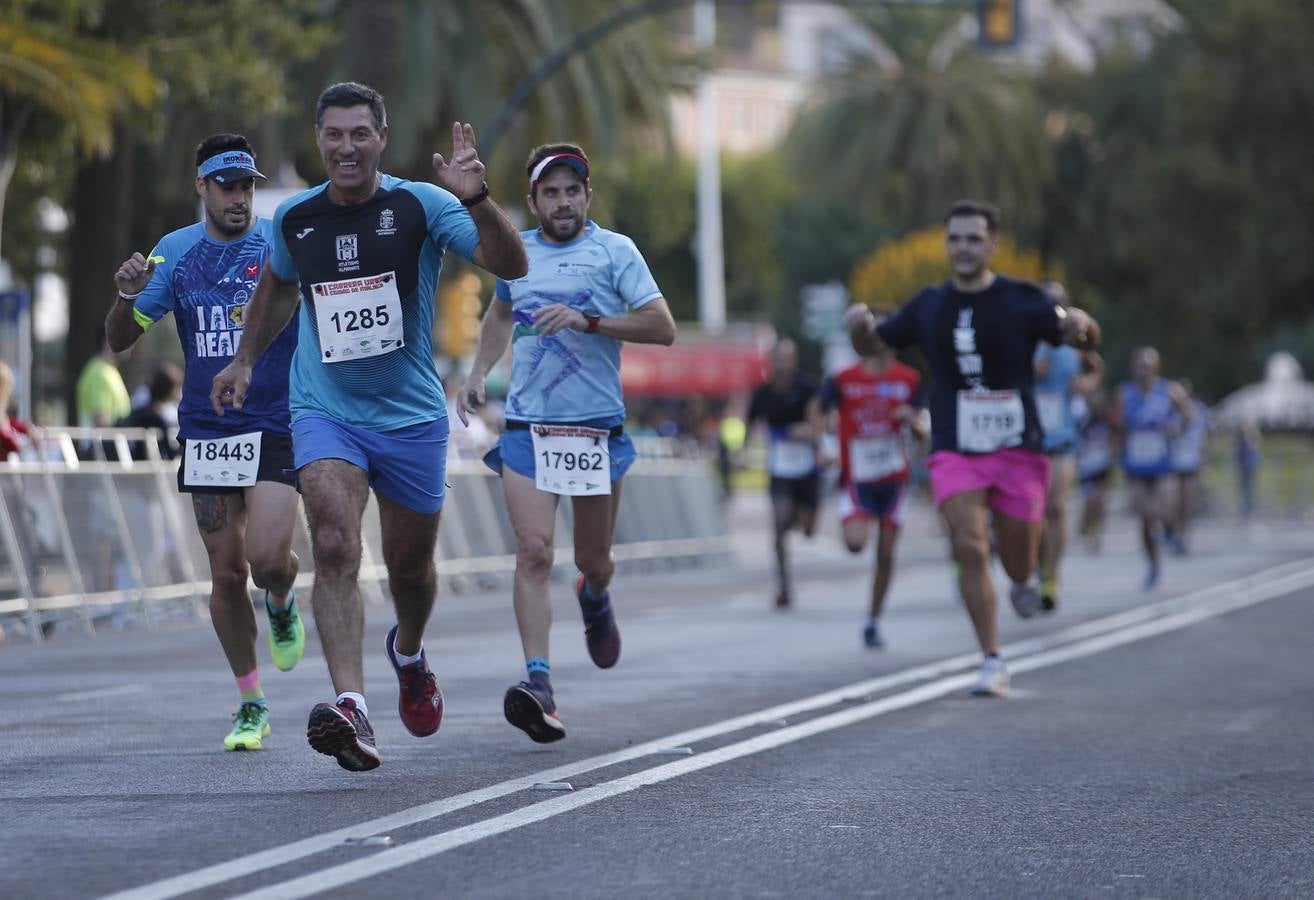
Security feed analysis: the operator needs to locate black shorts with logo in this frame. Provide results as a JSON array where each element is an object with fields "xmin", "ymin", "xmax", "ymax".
[{"xmin": 176, "ymin": 433, "xmax": 297, "ymax": 494}]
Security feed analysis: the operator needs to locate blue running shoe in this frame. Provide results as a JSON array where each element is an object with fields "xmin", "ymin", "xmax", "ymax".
[
  {"xmin": 504, "ymin": 680, "xmax": 566, "ymax": 743},
  {"xmin": 862, "ymin": 622, "xmax": 883, "ymax": 649},
  {"xmin": 576, "ymin": 575, "xmax": 621, "ymax": 669}
]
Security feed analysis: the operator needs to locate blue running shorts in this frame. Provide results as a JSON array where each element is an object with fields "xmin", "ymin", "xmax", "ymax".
[
  {"xmin": 293, "ymin": 414, "xmax": 449, "ymax": 514},
  {"xmin": 484, "ymin": 417, "xmax": 636, "ymax": 484}
]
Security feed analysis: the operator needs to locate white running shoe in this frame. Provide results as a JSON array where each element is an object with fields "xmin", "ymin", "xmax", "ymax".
[
  {"xmin": 969, "ymin": 656, "xmax": 1010, "ymax": 697},
  {"xmin": 1010, "ymin": 581, "xmax": 1042, "ymax": 619}
]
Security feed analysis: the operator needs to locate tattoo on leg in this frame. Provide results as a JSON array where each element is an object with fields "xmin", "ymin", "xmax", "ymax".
[{"xmin": 193, "ymin": 494, "xmax": 230, "ymax": 534}]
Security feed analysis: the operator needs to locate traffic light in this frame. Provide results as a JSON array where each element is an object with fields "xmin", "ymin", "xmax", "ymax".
[
  {"xmin": 440, "ymin": 270, "xmax": 484, "ymax": 359},
  {"xmin": 978, "ymin": 0, "xmax": 1021, "ymax": 48}
]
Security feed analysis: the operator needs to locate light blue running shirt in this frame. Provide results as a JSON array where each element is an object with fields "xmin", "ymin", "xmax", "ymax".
[
  {"xmin": 495, "ymin": 221, "xmax": 662, "ymax": 423},
  {"xmin": 1034, "ymin": 343, "xmax": 1082, "ymax": 452}
]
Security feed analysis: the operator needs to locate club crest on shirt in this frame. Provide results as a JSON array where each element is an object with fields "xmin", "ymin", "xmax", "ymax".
[
  {"xmin": 376, "ymin": 209, "xmax": 396, "ymax": 236},
  {"xmin": 336, "ymin": 234, "xmax": 360, "ymax": 273}
]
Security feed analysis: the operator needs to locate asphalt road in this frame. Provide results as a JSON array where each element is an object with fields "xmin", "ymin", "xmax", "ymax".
[{"xmin": 2, "ymin": 493, "xmax": 1312, "ymax": 899}]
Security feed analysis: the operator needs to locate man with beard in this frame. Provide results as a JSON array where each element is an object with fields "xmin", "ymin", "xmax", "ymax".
[
  {"xmin": 210, "ymin": 84, "xmax": 528, "ymax": 771},
  {"xmin": 106, "ymin": 134, "xmax": 305, "ymax": 752},
  {"xmin": 848, "ymin": 200, "xmax": 1100, "ymax": 697},
  {"xmin": 457, "ymin": 144, "xmax": 675, "ymax": 743}
]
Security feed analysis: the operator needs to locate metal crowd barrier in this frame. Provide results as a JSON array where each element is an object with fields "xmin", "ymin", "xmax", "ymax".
[{"xmin": 0, "ymin": 427, "xmax": 731, "ymax": 643}]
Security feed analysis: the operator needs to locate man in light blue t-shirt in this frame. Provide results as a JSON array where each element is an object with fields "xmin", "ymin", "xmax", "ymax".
[
  {"xmin": 211, "ymin": 83, "xmax": 528, "ymax": 773},
  {"xmin": 457, "ymin": 143, "xmax": 676, "ymax": 744},
  {"xmin": 1032, "ymin": 280, "xmax": 1103, "ymax": 612}
]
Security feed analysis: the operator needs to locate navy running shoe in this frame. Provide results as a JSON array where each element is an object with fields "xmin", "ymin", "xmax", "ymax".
[
  {"xmin": 504, "ymin": 680, "xmax": 566, "ymax": 743},
  {"xmin": 862, "ymin": 622, "xmax": 883, "ymax": 649},
  {"xmin": 306, "ymin": 698, "xmax": 380, "ymax": 772},
  {"xmin": 576, "ymin": 575, "xmax": 621, "ymax": 669}
]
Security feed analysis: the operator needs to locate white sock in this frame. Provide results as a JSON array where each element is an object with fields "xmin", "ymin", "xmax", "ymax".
[
  {"xmin": 337, "ymin": 692, "xmax": 368, "ymax": 717},
  {"xmin": 391, "ymin": 632, "xmax": 424, "ymax": 667}
]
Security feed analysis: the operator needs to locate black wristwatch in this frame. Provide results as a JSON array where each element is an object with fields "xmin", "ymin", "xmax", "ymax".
[{"xmin": 460, "ymin": 181, "xmax": 490, "ymax": 208}]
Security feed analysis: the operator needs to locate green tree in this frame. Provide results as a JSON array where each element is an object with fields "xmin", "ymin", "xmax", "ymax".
[
  {"xmin": 790, "ymin": 6, "xmax": 1052, "ymax": 233},
  {"xmin": 0, "ymin": 1, "xmax": 156, "ymax": 263}
]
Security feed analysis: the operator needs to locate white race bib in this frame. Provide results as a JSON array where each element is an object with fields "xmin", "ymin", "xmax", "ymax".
[
  {"xmin": 849, "ymin": 434, "xmax": 904, "ymax": 483},
  {"xmin": 312, "ymin": 271, "xmax": 404, "ymax": 363},
  {"xmin": 767, "ymin": 439, "xmax": 816, "ymax": 478},
  {"xmin": 956, "ymin": 390, "xmax": 1024, "ymax": 453},
  {"xmin": 531, "ymin": 425, "xmax": 611, "ymax": 496},
  {"xmin": 1127, "ymin": 430, "xmax": 1169, "ymax": 467},
  {"xmin": 1077, "ymin": 438, "xmax": 1111, "ymax": 475},
  {"xmin": 1036, "ymin": 390, "xmax": 1067, "ymax": 435},
  {"xmin": 184, "ymin": 432, "xmax": 261, "ymax": 487}
]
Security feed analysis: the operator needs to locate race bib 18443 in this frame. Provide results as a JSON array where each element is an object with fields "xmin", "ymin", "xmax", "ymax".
[
  {"xmin": 531, "ymin": 425, "xmax": 611, "ymax": 496},
  {"xmin": 312, "ymin": 271, "xmax": 404, "ymax": 363},
  {"xmin": 184, "ymin": 432, "xmax": 261, "ymax": 487},
  {"xmin": 956, "ymin": 390, "xmax": 1025, "ymax": 453}
]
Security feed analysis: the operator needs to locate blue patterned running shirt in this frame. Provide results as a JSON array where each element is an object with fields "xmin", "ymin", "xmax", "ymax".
[
  {"xmin": 133, "ymin": 218, "xmax": 295, "ymax": 439},
  {"xmin": 495, "ymin": 222, "xmax": 662, "ymax": 423}
]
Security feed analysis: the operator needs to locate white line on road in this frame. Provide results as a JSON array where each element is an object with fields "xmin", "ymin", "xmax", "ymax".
[
  {"xmin": 56, "ymin": 684, "xmax": 145, "ymax": 702},
  {"xmin": 233, "ymin": 560, "xmax": 1314, "ymax": 900},
  {"xmin": 101, "ymin": 559, "xmax": 1314, "ymax": 900}
]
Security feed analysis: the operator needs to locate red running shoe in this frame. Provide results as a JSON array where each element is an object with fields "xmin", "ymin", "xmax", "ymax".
[
  {"xmin": 306, "ymin": 697, "xmax": 380, "ymax": 772},
  {"xmin": 385, "ymin": 624, "xmax": 443, "ymax": 737},
  {"xmin": 576, "ymin": 575, "xmax": 621, "ymax": 669}
]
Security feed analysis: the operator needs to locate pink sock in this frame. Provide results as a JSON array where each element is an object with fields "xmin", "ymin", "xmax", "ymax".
[{"xmin": 236, "ymin": 669, "xmax": 263, "ymax": 703}]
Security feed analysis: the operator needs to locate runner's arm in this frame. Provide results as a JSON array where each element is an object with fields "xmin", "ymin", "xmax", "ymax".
[
  {"xmin": 457, "ymin": 298, "xmax": 513, "ymax": 425},
  {"xmin": 468, "ymin": 199, "xmax": 529, "ymax": 281},
  {"xmin": 209, "ymin": 269, "xmax": 300, "ymax": 414},
  {"xmin": 1168, "ymin": 381, "xmax": 1195, "ymax": 424},
  {"xmin": 534, "ymin": 297, "xmax": 676, "ymax": 346},
  {"xmin": 1058, "ymin": 307, "xmax": 1100, "ymax": 351},
  {"xmin": 106, "ymin": 251, "xmax": 156, "ymax": 352},
  {"xmin": 1074, "ymin": 351, "xmax": 1105, "ymax": 396}
]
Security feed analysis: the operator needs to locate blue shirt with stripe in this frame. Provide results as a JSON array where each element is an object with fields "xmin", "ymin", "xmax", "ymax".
[
  {"xmin": 267, "ymin": 175, "xmax": 480, "ymax": 430},
  {"xmin": 133, "ymin": 218, "xmax": 295, "ymax": 439}
]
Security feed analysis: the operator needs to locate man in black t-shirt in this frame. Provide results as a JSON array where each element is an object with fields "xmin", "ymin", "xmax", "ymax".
[
  {"xmin": 849, "ymin": 200, "xmax": 1100, "ymax": 697},
  {"xmin": 746, "ymin": 338, "xmax": 820, "ymax": 609}
]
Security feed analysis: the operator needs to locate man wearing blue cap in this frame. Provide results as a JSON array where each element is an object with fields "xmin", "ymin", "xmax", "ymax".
[
  {"xmin": 457, "ymin": 143, "xmax": 676, "ymax": 744},
  {"xmin": 106, "ymin": 133, "xmax": 305, "ymax": 753}
]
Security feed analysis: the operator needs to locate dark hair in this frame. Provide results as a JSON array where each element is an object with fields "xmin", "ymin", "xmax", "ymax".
[
  {"xmin": 944, "ymin": 199, "xmax": 1001, "ymax": 234},
  {"xmin": 195, "ymin": 133, "xmax": 256, "ymax": 173},
  {"xmin": 315, "ymin": 82, "xmax": 387, "ymax": 131},
  {"xmin": 148, "ymin": 363, "xmax": 182, "ymax": 404},
  {"xmin": 525, "ymin": 143, "xmax": 589, "ymax": 195}
]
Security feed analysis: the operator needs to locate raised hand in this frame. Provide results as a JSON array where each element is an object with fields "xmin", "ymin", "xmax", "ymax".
[
  {"xmin": 115, "ymin": 252, "xmax": 156, "ymax": 296},
  {"xmin": 533, "ymin": 303, "xmax": 587, "ymax": 337},
  {"xmin": 432, "ymin": 122, "xmax": 487, "ymax": 202}
]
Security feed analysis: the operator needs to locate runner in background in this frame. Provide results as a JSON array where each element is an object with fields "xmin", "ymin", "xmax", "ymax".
[
  {"xmin": 1113, "ymin": 347, "xmax": 1194, "ymax": 590},
  {"xmin": 747, "ymin": 339, "xmax": 821, "ymax": 609},
  {"xmin": 1032, "ymin": 280, "xmax": 1104, "ymax": 612},
  {"xmin": 810, "ymin": 311, "xmax": 925, "ymax": 648},
  {"xmin": 1166, "ymin": 378, "xmax": 1209, "ymax": 555},
  {"xmin": 1076, "ymin": 387, "xmax": 1116, "ymax": 553}
]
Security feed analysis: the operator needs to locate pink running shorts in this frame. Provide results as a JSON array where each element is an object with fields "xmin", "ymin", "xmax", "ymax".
[{"xmin": 925, "ymin": 448, "xmax": 1052, "ymax": 522}]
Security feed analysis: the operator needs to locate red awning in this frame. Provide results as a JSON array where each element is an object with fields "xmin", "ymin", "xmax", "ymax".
[{"xmin": 621, "ymin": 342, "xmax": 768, "ymax": 397}]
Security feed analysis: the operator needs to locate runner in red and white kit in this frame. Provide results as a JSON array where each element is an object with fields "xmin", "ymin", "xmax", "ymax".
[{"xmin": 811, "ymin": 318, "xmax": 925, "ymax": 648}]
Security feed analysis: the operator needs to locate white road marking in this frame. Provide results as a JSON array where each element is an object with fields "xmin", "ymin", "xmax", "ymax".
[
  {"xmin": 101, "ymin": 559, "xmax": 1314, "ymax": 900},
  {"xmin": 56, "ymin": 684, "xmax": 145, "ymax": 702}
]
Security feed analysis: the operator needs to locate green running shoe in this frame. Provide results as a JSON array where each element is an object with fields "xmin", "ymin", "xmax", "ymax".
[
  {"xmin": 224, "ymin": 701, "xmax": 271, "ymax": 751},
  {"xmin": 266, "ymin": 590, "xmax": 306, "ymax": 672}
]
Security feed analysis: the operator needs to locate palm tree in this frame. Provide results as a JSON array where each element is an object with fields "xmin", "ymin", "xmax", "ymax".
[
  {"xmin": 316, "ymin": 0, "xmax": 678, "ymax": 199},
  {"xmin": 790, "ymin": 6, "xmax": 1052, "ymax": 232},
  {"xmin": 0, "ymin": 9, "xmax": 156, "ymax": 261}
]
